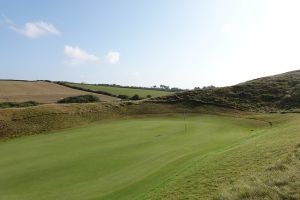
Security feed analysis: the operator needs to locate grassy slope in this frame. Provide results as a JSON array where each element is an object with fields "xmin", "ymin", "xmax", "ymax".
[
  {"xmin": 0, "ymin": 114, "xmax": 273, "ymax": 200},
  {"xmin": 0, "ymin": 113, "xmax": 299, "ymax": 200},
  {"xmin": 151, "ymin": 114, "xmax": 300, "ymax": 199},
  {"xmin": 150, "ymin": 70, "xmax": 300, "ymax": 111},
  {"xmin": 0, "ymin": 80, "xmax": 117, "ymax": 103},
  {"xmin": 1, "ymin": 102, "xmax": 235, "ymax": 139},
  {"xmin": 66, "ymin": 82, "xmax": 171, "ymax": 98}
]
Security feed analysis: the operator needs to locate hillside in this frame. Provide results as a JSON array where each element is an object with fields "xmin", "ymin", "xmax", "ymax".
[
  {"xmin": 0, "ymin": 80, "xmax": 117, "ymax": 103},
  {"xmin": 149, "ymin": 70, "xmax": 300, "ymax": 111},
  {"xmin": 63, "ymin": 82, "xmax": 172, "ymax": 98}
]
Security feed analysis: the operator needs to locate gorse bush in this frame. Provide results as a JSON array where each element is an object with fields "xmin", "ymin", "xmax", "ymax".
[{"xmin": 57, "ymin": 95, "xmax": 99, "ymax": 103}]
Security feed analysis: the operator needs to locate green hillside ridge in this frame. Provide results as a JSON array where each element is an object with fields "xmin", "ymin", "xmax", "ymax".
[
  {"xmin": 62, "ymin": 82, "xmax": 172, "ymax": 98},
  {"xmin": 149, "ymin": 70, "xmax": 300, "ymax": 111}
]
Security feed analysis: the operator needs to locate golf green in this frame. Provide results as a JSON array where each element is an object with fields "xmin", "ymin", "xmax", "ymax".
[{"xmin": 0, "ymin": 114, "xmax": 283, "ymax": 199}]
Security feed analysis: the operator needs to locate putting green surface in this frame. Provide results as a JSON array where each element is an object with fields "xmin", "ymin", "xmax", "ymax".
[{"xmin": 0, "ymin": 114, "xmax": 298, "ymax": 200}]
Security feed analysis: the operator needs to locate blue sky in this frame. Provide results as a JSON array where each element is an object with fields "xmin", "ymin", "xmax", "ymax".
[{"xmin": 1, "ymin": 0, "xmax": 300, "ymax": 88}]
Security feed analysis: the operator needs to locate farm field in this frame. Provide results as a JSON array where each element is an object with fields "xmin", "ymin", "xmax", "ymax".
[
  {"xmin": 0, "ymin": 81, "xmax": 117, "ymax": 103},
  {"xmin": 1, "ymin": 113, "xmax": 298, "ymax": 200},
  {"xmin": 66, "ymin": 82, "xmax": 171, "ymax": 98}
]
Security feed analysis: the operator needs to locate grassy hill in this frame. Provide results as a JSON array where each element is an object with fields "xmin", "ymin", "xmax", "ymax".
[
  {"xmin": 149, "ymin": 70, "xmax": 300, "ymax": 111},
  {"xmin": 63, "ymin": 82, "xmax": 172, "ymax": 98},
  {"xmin": 0, "ymin": 80, "xmax": 117, "ymax": 103}
]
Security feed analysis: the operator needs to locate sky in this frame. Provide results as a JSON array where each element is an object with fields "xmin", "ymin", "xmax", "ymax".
[{"xmin": 1, "ymin": 0, "xmax": 300, "ymax": 89}]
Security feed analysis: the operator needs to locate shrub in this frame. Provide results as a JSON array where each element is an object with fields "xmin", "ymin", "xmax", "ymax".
[
  {"xmin": 146, "ymin": 95, "xmax": 152, "ymax": 98},
  {"xmin": 130, "ymin": 94, "xmax": 141, "ymax": 100},
  {"xmin": 0, "ymin": 101, "xmax": 39, "ymax": 109},
  {"xmin": 118, "ymin": 94, "xmax": 130, "ymax": 99},
  {"xmin": 57, "ymin": 95, "xmax": 99, "ymax": 103}
]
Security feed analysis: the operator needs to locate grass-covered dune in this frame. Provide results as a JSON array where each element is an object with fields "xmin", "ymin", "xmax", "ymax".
[
  {"xmin": 0, "ymin": 113, "xmax": 299, "ymax": 200},
  {"xmin": 149, "ymin": 70, "xmax": 300, "ymax": 111}
]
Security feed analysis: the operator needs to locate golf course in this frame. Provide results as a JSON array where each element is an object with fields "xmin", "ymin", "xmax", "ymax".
[
  {"xmin": 2, "ymin": 1, "xmax": 300, "ymax": 198},
  {"xmin": 1, "ymin": 112, "xmax": 299, "ymax": 199}
]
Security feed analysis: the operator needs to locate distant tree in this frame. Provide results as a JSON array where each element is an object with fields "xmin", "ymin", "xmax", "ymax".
[
  {"xmin": 159, "ymin": 85, "xmax": 170, "ymax": 91},
  {"xmin": 170, "ymin": 87, "xmax": 181, "ymax": 92},
  {"xmin": 130, "ymin": 94, "xmax": 140, "ymax": 100},
  {"xmin": 194, "ymin": 87, "xmax": 201, "ymax": 90},
  {"xmin": 202, "ymin": 85, "xmax": 216, "ymax": 90}
]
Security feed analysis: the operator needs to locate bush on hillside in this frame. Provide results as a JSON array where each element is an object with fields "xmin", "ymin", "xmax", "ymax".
[
  {"xmin": 0, "ymin": 101, "xmax": 39, "ymax": 109},
  {"xmin": 117, "ymin": 94, "xmax": 130, "ymax": 100},
  {"xmin": 57, "ymin": 95, "xmax": 99, "ymax": 104},
  {"xmin": 130, "ymin": 94, "xmax": 141, "ymax": 100}
]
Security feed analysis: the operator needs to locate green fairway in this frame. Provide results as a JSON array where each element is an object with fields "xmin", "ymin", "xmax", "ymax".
[
  {"xmin": 0, "ymin": 114, "xmax": 299, "ymax": 200},
  {"xmin": 66, "ymin": 83, "xmax": 171, "ymax": 98}
]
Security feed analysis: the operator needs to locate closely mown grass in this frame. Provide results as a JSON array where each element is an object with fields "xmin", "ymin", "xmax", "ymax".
[
  {"xmin": 1, "ymin": 112, "xmax": 299, "ymax": 200},
  {"xmin": 0, "ymin": 103, "xmax": 299, "ymax": 199},
  {"xmin": 0, "ymin": 101, "xmax": 39, "ymax": 109},
  {"xmin": 214, "ymin": 146, "xmax": 300, "ymax": 200},
  {"xmin": 145, "ymin": 113, "xmax": 300, "ymax": 200},
  {"xmin": 0, "ymin": 114, "xmax": 268, "ymax": 200}
]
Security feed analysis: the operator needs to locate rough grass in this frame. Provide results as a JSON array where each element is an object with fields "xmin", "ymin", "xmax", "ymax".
[
  {"xmin": 65, "ymin": 82, "xmax": 171, "ymax": 98},
  {"xmin": 214, "ymin": 148, "xmax": 300, "ymax": 200},
  {"xmin": 0, "ymin": 80, "xmax": 117, "ymax": 103}
]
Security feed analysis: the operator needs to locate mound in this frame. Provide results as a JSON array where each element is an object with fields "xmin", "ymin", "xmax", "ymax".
[
  {"xmin": 149, "ymin": 70, "xmax": 300, "ymax": 111},
  {"xmin": 0, "ymin": 80, "xmax": 117, "ymax": 103}
]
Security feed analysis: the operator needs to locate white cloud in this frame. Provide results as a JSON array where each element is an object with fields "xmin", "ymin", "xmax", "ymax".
[
  {"xmin": 3, "ymin": 16, "xmax": 60, "ymax": 39},
  {"xmin": 106, "ymin": 51, "xmax": 120, "ymax": 64},
  {"xmin": 64, "ymin": 45, "xmax": 99, "ymax": 65}
]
